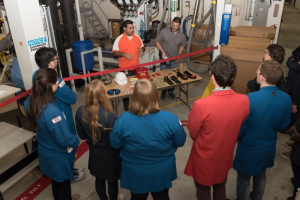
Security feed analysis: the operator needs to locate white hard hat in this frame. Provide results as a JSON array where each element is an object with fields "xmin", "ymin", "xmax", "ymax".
[{"xmin": 115, "ymin": 72, "xmax": 127, "ymax": 85}]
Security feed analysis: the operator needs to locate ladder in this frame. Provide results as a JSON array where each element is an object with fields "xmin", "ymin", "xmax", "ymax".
[{"xmin": 80, "ymin": 1, "xmax": 109, "ymax": 38}]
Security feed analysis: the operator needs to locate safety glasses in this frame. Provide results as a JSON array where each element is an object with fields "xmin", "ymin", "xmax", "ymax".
[
  {"xmin": 52, "ymin": 55, "xmax": 60, "ymax": 61},
  {"xmin": 107, "ymin": 89, "xmax": 121, "ymax": 95}
]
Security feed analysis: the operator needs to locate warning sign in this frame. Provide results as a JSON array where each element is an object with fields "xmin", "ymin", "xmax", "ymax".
[{"xmin": 27, "ymin": 37, "xmax": 47, "ymax": 53}]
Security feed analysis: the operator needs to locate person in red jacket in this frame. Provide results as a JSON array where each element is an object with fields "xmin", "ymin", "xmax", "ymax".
[{"xmin": 184, "ymin": 55, "xmax": 250, "ymax": 200}]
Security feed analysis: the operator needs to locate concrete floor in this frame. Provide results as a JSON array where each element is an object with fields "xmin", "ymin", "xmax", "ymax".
[{"xmin": 2, "ymin": 3, "xmax": 300, "ymax": 200}]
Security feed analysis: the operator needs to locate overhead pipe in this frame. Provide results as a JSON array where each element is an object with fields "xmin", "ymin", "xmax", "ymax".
[
  {"xmin": 181, "ymin": 0, "xmax": 183, "ymax": 18},
  {"xmin": 157, "ymin": 0, "xmax": 168, "ymax": 36},
  {"xmin": 41, "ymin": 0, "xmax": 60, "ymax": 29},
  {"xmin": 168, "ymin": 0, "xmax": 171, "ymax": 26},
  {"xmin": 60, "ymin": 0, "xmax": 79, "ymax": 48}
]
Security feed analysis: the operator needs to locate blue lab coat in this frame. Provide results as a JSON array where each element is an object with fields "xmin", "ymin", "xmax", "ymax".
[
  {"xmin": 233, "ymin": 86, "xmax": 292, "ymax": 176},
  {"xmin": 32, "ymin": 70, "xmax": 77, "ymax": 135},
  {"xmin": 11, "ymin": 57, "xmax": 25, "ymax": 89},
  {"xmin": 24, "ymin": 101, "xmax": 79, "ymax": 182},
  {"xmin": 110, "ymin": 110, "xmax": 186, "ymax": 193}
]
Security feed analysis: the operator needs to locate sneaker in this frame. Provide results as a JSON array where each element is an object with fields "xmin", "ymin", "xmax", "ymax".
[
  {"xmin": 169, "ymin": 93, "xmax": 175, "ymax": 100},
  {"xmin": 118, "ymin": 194, "xmax": 125, "ymax": 200},
  {"xmin": 291, "ymin": 177, "xmax": 295, "ymax": 186},
  {"xmin": 280, "ymin": 152, "xmax": 291, "ymax": 159},
  {"xmin": 284, "ymin": 141, "xmax": 294, "ymax": 149},
  {"xmin": 73, "ymin": 168, "xmax": 84, "ymax": 173},
  {"xmin": 286, "ymin": 197, "xmax": 294, "ymax": 200},
  {"xmin": 71, "ymin": 171, "xmax": 85, "ymax": 183},
  {"xmin": 71, "ymin": 194, "xmax": 81, "ymax": 200},
  {"xmin": 161, "ymin": 92, "xmax": 166, "ymax": 99}
]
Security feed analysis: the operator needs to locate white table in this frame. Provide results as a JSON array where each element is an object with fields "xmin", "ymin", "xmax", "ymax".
[
  {"xmin": 0, "ymin": 85, "xmax": 20, "ymax": 100},
  {"xmin": 0, "ymin": 122, "xmax": 39, "ymax": 200},
  {"xmin": 0, "ymin": 122, "xmax": 32, "ymax": 159},
  {"xmin": 0, "ymin": 85, "xmax": 21, "ymax": 114}
]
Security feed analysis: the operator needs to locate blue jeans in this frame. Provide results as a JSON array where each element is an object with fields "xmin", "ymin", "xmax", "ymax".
[
  {"xmin": 160, "ymin": 62, "xmax": 178, "ymax": 95},
  {"xmin": 236, "ymin": 170, "xmax": 266, "ymax": 200}
]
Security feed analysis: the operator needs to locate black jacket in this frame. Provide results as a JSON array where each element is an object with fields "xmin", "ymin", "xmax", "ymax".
[
  {"xmin": 75, "ymin": 106, "xmax": 121, "ymax": 181},
  {"xmin": 291, "ymin": 119, "xmax": 300, "ymax": 166},
  {"xmin": 291, "ymin": 77, "xmax": 300, "ymax": 125},
  {"xmin": 286, "ymin": 56, "xmax": 300, "ymax": 89}
]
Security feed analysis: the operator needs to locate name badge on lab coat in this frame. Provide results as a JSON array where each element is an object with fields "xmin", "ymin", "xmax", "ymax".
[
  {"xmin": 52, "ymin": 116, "xmax": 62, "ymax": 124},
  {"xmin": 59, "ymin": 81, "xmax": 65, "ymax": 88}
]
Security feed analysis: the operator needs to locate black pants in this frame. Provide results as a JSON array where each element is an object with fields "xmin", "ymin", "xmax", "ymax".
[
  {"xmin": 122, "ymin": 70, "xmax": 136, "ymax": 111},
  {"xmin": 131, "ymin": 188, "xmax": 170, "ymax": 200},
  {"xmin": 52, "ymin": 180, "xmax": 71, "ymax": 200},
  {"xmin": 291, "ymin": 161, "xmax": 300, "ymax": 197},
  {"xmin": 96, "ymin": 178, "xmax": 119, "ymax": 200},
  {"xmin": 194, "ymin": 178, "xmax": 227, "ymax": 200}
]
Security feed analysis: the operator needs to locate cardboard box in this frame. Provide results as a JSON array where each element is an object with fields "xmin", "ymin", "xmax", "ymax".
[
  {"xmin": 188, "ymin": 24, "xmax": 213, "ymax": 62},
  {"xmin": 196, "ymin": 24, "xmax": 214, "ymax": 42},
  {"xmin": 228, "ymin": 36, "xmax": 272, "ymax": 42},
  {"xmin": 190, "ymin": 42, "xmax": 212, "ymax": 62},
  {"xmin": 230, "ymin": 26, "xmax": 276, "ymax": 40},
  {"xmin": 221, "ymin": 47, "xmax": 264, "ymax": 62},
  {"xmin": 224, "ymin": 42, "xmax": 269, "ymax": 51},
  {"xmin": 224, "ymin": 36, "xmax": 271, "ymax": 50},
  {"xmin": 231, "ymin": 60, "xmax": 260, "ymax": 94},
  {"xmin": 221, "ymin": 38, "xmax": 266, "ymax": 94}
]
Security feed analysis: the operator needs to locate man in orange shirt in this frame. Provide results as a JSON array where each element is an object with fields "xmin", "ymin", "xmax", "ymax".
[{"xmin": 112, "ymin": 20, "xmax": 145, "ymax": 110}]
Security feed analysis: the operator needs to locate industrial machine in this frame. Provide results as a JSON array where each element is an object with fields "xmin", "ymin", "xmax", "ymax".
[
  {"xmin": 111, "ymin": 0, "xmax": 156, "ymax": 39},
  {"xmin": 2, "ymin": 0, "xmax": 286, "ymax": 86}
]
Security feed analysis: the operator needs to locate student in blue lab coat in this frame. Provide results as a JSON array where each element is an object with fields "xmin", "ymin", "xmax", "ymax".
[
  {"xmin": 33, "ymin": 47, "xmax": 84, "ymax": 182},
  {"xmin": 234, "ymin": 60, "xmax": 292, "ymax": 200},
  {"xmin": 26, "ymin": 68, "xmax": 79, "ymax": 200},
  {"xmin": 110, "ymin": 79, "xmax": 186, "ymax": 200},
  {"xmin": 247, "ymin": 44, "xmax": 285, "ymax": 92},
  {"xmin": 0, "ymin": 30, "xmax": 26, "ymax": 104},
  {"xmin": 0, "ymin": 30, "xmax": 25, "ymax": 90}
]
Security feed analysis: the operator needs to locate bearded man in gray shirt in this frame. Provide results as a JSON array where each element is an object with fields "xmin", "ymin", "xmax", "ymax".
[{"xmin": 156, "ymin": 17, "xmax": 185, "ymax": 100}]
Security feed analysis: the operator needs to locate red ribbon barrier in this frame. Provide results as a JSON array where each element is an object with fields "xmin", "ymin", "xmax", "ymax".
[
  {"xmin": 63, "ymin": 46, "xmax": 218, "ymax": 82},
  {"xmin": 0, "ymin": 89, "xmax": 31, "ymax": 109},
  {"xmin": 0, "ymin": 46, "xmax": 218, "ymax": 109}
]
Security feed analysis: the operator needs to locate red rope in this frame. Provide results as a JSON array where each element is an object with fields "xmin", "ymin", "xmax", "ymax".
[{"xmin": 0, "ymin": 46, "xmax": 218, "ymax": 109}]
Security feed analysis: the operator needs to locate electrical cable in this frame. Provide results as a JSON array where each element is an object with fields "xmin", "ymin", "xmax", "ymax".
[
  {"xmin": 157, "ymin": 0, "xmax": 168, "ymax": 36},
  {"xmin": 152, "ymin": 0, "xmax": 159, "ymax": 15},
  {"xmin": 183, "ymin": 15, "xmax": 193, "ymax": 40},
  {"xmin": 186, "ymin": 0, "xmax": 217, "ymax": 73}
]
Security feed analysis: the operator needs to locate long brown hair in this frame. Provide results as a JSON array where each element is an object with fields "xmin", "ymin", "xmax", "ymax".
[
  {"xmin": 82, "ymin": 79, "xmax": 113, "ymax": 144},
  {"xmin": 27, "ymin": 68, "xmax": 58, "ymax": 130},
  {"xmin": 129, "ymin": 79, "xmax": 160, "ymax": 116}
]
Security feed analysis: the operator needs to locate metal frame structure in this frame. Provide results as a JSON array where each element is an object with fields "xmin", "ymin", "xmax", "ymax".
[
  {"xmin": 65, "ymin": 47, "xmax": 104, "ymax": 93},
  {"xmin": 82, "ymin": 0, "xmax": 110, "ymax": 38}
]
